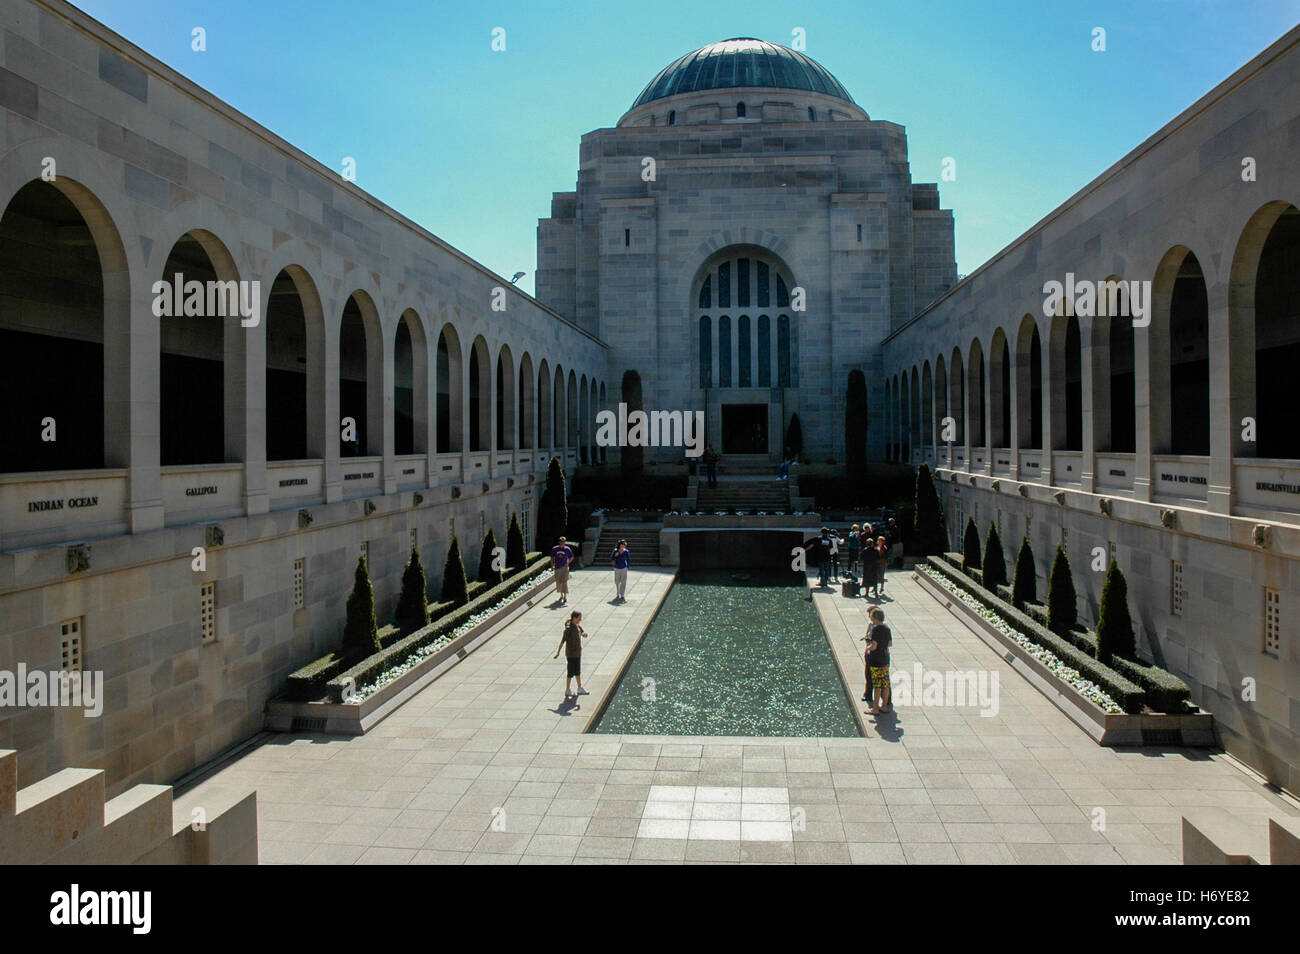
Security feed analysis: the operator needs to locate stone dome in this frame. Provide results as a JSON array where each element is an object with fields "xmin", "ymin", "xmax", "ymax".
[{"xmin": 630, "ymin": 38, "xmax": 856, "ymax": 110}]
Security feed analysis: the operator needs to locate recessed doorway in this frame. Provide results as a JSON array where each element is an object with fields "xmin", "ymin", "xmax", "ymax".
[{"xmin": 721, "ymin": 403, "xmax": 768, "ymax": 454}]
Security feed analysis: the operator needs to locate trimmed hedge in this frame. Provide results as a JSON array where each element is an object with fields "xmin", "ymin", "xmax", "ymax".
[
  {"xmin": 927, "ymin": 555, "xmax": 1143, "ymax": 713},
  {"xmin": 325, "ymin": 554, "xmax": 553, "ymax": 701},
  {"xmin": 284, "ymin": 552, "xmax": 546, "ymax": 702},
  {"xmin": 1110, "ymin": 655, "xmax": 1192, "ymax": 714}
]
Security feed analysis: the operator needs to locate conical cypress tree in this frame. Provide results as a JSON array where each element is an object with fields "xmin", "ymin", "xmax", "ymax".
[
  {"xmin": 343, "ymin": 555, "xmax": 380, "ymax": 655},
  {"xmin": 535, "ymin": 457, "xmax": 568, "ymax": 552},
  {"xmin": 1011, "ymin": 537, "xmax": 1037, "ymax": 606},
  {"xmin": 982, "ymin": 522, "xmax": 1007, "ymax": 590},
  {"xmin": 394, "ymin": 545, "xmax": 429, "ymax": 632},
  {"xmin": 477, "ymin": 527, "xmax": 502, "ymax": 587},
  {"xmin": 1096, "ymin": 560, "xmax": 1136, "ymax": 663},
  {"xmin": 962, "ymin": 517, "xmax": 981, "ymax": 571},
  {"xmin": 912, "ymin": 462, "xmax": 947, "ymax": 556},
  {"xmin": 440, "ymin": 536, "xmax": 469, "ymax": 607},
  {"xmin": 506, "ymin": 512, "xmax": 526, "ymax": 570},
  {"xmin": 1047, "ymin": 544, "xmax": 1077, "ymax": 637}
]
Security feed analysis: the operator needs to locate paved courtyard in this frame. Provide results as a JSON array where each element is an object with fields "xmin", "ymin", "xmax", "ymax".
[{"xmin": 184, "ymin": 565, "xmax": 1299, "ymax": 864}]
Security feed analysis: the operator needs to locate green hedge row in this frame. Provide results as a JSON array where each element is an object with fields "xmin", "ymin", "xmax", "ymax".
[
  {"xmin": 322, "ymin": 554, "xmax": 552, "ymax": 703},
  {"xmin": 927, "ymin": 555, "xmax": 1144, "ymax": 713},
  {"xmin": 1110, "ymin": 655, "xmax": 1192, "ymax": 713},
  {"xmin": 284, "ymin": 552, "xmax": 546, "ymax": 702}
]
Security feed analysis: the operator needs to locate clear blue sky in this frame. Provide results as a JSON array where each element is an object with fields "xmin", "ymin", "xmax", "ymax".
[{"xmin": 73, "ymin": 0, "xmax": 1300, "ymax": 296}]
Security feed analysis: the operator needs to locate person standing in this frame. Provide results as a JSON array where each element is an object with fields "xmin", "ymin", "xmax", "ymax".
[
  {"xmin": 703, "ymin": 443, "xmax": 720, "ymax": 489},
  {"xmin": 553, "ymin": 610, "xmax": 589, "ymax": 697},
  {"xmin": 870, "ymin": 534, "xmax": 889, "ymax": 599},
  {"xmin": 610, "ymin": 538, "xmax": 631, "ymax": 602},
  {"xmin": 863, "ymin": 606, "xmax": 892, "ymax": 717},
  {"xmin": 846, "ymin": 523, "xmax": 861, "ymax": 577},
  {"xmin": 828, "ymin": 529, "xmax": 842, "ymax": 582},
  {"xmin": 887, "ymin": 517, "xmax": 903, "ymax": 569},
  {"xmin": 804, "ymin": 528, "xmax": 832, "ymax": 588},
  {"xmin": 550, "ymin": 535, "xmax": 575, "ymax": 605}
]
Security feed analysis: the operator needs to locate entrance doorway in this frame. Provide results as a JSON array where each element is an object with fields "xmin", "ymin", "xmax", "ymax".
[{"xmin": 721, "ymin": 404, "xmax": 768, "ymax": 454}]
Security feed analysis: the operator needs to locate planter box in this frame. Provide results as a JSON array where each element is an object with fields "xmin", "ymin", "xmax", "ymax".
[
  {"xmin": 266, "ymin": 571, "xmax": 554, "ymax": 736},
  {"xmin": 914, "ymin": 570, "xmax": 1216, "ymax": 747}
]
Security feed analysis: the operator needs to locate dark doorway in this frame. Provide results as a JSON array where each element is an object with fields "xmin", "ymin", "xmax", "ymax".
[{"xmin": 722, "ymin": 404, "xmax": 767, "ymax": 454}]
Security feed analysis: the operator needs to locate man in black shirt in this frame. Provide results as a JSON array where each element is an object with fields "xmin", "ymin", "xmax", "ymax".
[{"xmin": 863, "ymin": 606, "xmax": 892, "ymax": 716}]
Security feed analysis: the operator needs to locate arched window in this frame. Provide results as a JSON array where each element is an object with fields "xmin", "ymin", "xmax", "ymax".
[
  {"xmin": 808, "ymin": 107, "xmax": 816, "ymax": 121},
  {"xmin": 693, "ymin": 252, "xmax": 798, "ymax": 391},
  {"xmin": 738, "ymin": 316, "xmax": 751, "ymax": 387},
  {"xmin": 718, "ymin": 315, "xmax": 732, "ymax": 388},
  {"xmin": 699, "ymin": 316, "xmax": 712, "ymax": 388},
  {"xmin": 1169, "ymin": 252, "xmax": 1209, "ymax": 455},
  {"xmin": 736, "ymin": 101, "xmax": 746, "ymax": 118},
  {"xmin": 777, "ymin": 315, "xmax": 792, "ymax": 387},
  {"xmin": 668, "ymin": 110, "xmax": 676, "ymax": 125}
]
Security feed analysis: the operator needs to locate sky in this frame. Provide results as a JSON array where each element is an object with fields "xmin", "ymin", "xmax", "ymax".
[{"xmin": 72, "ymin": 0, "xmax": 1300, "ymax": 296}]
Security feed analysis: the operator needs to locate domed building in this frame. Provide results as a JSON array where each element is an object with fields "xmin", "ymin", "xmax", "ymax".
[{"xmin": 537, "ymin": 38, "xmax": 956, "ymax": 468}]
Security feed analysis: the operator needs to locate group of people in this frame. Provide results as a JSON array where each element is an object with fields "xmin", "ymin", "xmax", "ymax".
[
  {"xmin": 802, "ymin": 518, "xmax": 901, "ymax": 599},
  {"xmin": 548, "ymin": 534, "xmax": 633, "ymax": 698}
]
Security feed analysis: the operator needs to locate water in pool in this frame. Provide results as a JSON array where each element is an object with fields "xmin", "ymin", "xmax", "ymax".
[{"xmin": 591, "ymin": 567, "xmax": 860, "ymax": 737}]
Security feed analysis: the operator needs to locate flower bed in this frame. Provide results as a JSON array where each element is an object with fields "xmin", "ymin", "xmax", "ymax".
[
  {"xmin": 925, "ymin": 555, "xmax": 1192, "ymax": 714},
  {"xmin": 920, "ymin": 565, "xmax": 1121, "ymax": 713},
  {"xmin": 283, "ymin": 552, "xmax": 549, "ymax": 702}
]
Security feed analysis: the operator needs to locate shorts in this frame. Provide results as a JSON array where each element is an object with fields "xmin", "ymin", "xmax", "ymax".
[
  {"xmin": 566, "ymin": 656, "xmax": 581, "ymax": 677},
  {"xmin": 555, "ymin": 565, "xmax": 570, "ymax": 591},
  {"xmin": 869, "ymin": 665, "xmax": 890, "ymax": 687}
]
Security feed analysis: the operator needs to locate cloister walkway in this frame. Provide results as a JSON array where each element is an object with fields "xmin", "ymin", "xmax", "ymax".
[{"xmin": 184, "ymin": 566, "xmax": 1298, "ymax": 864}]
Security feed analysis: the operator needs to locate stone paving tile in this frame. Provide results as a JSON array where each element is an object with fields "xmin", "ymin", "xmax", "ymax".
[{"xmin": 183, "ymin": 567, "xmax": 1297, "ymax": 866}]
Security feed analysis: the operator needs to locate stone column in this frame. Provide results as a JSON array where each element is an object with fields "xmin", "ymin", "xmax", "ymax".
[
  {"xmin": 1081, "ymin": 318, "xmax": 1101, "ymax": 493},
  {"xmin": 377, "ymin": 319, "xmax": 395, "ymax": 496},
  {"xmin": 1208, "ymin": 279, "xmax": 1239, "ymax": 514},
  {"xmin": 235, "ymin": 309, "xmax": 268, "ymax": 516},
  {"xmin": 124, "ymin": 270, "xmax": 164, "ymax": 532},
  {"xmin": 322, "ymin": 310, "xmax": 341, "ymax": 504},
  {"xmin": 1133, "ymin": 310, "xmax": 1154, "ymax": 502}
]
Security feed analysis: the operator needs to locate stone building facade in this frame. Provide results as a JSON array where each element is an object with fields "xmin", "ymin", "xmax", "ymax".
[
  {"xmin": 0, "ymin": 0, "xmax": 607, "ymax": 795},
  {"xmin": 883, "ymin": 25, "xmax": 1300, "ymax": 791},
  {"xmin": 536, "ymin": 38, "xmax": 956, "ymax": 467}
]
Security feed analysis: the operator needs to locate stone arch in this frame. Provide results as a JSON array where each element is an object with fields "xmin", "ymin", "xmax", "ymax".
[
  {"xmin": 1091, "ymin": 276, "xmax": 1136, "ymax": 453},
  {"xmin": 1230, "ymin": 201, "xmax": 1300, "ymax": 459},
  {"xmin": 921, "ymin": 361, "xmax": 934, "ymax": 456},
  {"xmin": 934, "ymin": 354, "xmax": 949, "ymax": 447},
  {"xmin": 469, "ymin": 335, "xmax": 492, "ymax": 452},
  {"xmin": 435, "ymin": 323, "xmax": 464, "ymax": 453},
  {"xmin": 496, "ymin": 343, "xmax": 516, "ymax": 451},
  {"xmin": 0, "ymin": 176, "xmax": 132, "ymax": 472},
  {"xmin": 338, "ymin": 289, "xmax": 384, "ymax": 458},
  {"xmin": 553, "ymin": 364, "xmax": 566, "ymax": 451},
  {"xmin": 157, "ymin": 228, "xmax": 243, "ymax": 465},
  {"xmin": 518, "ymin": 352, "xmax": 535, "ymax": 450},
  {"xmin": 1149, "ymin": 245, "xmax": 1210, "ymax": 456},
  {"xmin": 1015, "ymin": 314, "xmax": 1043, "ymax": 450},
  {"xmin": 537, "ymin": 358, "xmax": 552, "ymax": 449},
  {"xmin": 1049, "ymin": 315, "xmax": 1082, "ymax": 451},
  {"xmin": 264, "ymin": 265, "xmax": 327, "ymax": 460},
  {"xmin": 395, "ymin": 309, "xmax": 429, "ymax": 455},
  {"xmin": 988, "ymin": 328, "xmax": 1011, "ymax": 449},
  {"xmin": 567, "ymin": 370, "xmax": 579, "ymax": 449},
  {"xmin": 967, "ymin": 338, "xmax": 986, "ymax": 449},
  {"xmin": 949, "ymin": 347, "xmax": 965, "ymax": 447}
]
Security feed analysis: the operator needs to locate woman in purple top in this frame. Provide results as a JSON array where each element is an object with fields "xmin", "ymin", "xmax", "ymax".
[
  {"xmin": 550, "ymin": 536, "xmax": 574, "ymax": 605},
  {"xmin": 610, "ymin": 539, "xmax": 631, "ymax": 602}
]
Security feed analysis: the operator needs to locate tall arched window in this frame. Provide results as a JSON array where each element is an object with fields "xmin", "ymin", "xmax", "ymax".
[
  {"xmin": 777, "ymin": 315, "xmax": 791, "ymax": 387},
  {"xmin": 693, "ymin": 251, "xmax": 797, "ymax": 391},
  {"xmin": 736, "ymin": 101, "xmax": 746, "ymax": 118},
  {"xmin": 738, "ymin": 316, "xmax": 751, "ymax": 387},
  {"xmin": 698, "ymin": 316, "xmax": 712, "ymax": 388},
  {"xmin": 718, "ymin": 315, "xmax": 732, "ymax": 387}
]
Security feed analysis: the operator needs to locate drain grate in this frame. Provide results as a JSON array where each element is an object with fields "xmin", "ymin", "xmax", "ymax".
[{"xmin": 291, "ymin": 717, "xmax": 328, "ymax": 733}]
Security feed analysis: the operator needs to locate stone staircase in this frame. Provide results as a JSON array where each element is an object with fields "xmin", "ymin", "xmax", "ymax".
[
  {"xmin": 695, "ymin": 476, "xmax": 792, "ymax": 512},
  {"xmin": 0, "ymin": 748, "xmax": 257, "ymax": 864},
  {"xmin": 594, "ymin": 523, "xmax": 662, "ymax": 566}
]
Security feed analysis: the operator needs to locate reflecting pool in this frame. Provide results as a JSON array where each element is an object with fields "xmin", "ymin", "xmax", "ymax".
[{"xmin": 591, "ymin": 567, "xmax": 860, "ymax": 737}]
